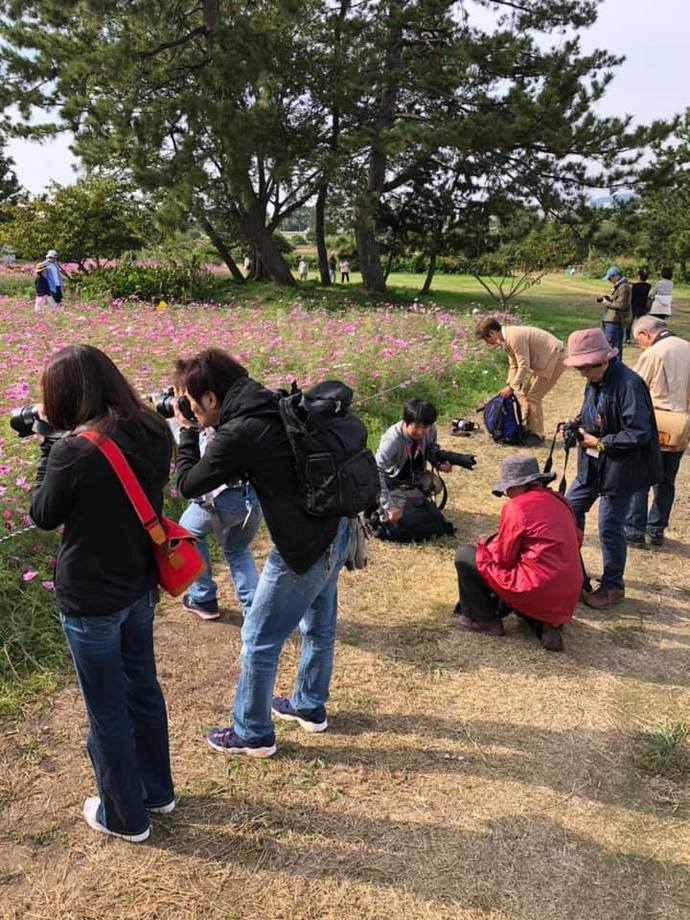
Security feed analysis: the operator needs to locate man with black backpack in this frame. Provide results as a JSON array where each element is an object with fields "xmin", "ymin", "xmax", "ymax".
[{"xmin": 173, "ymin": 348, "xmax": 377, "ymax": 757}]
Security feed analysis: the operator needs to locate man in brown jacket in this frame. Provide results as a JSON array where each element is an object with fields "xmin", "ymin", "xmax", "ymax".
[
  {"xmin": 625, "ymin": 315, "xmax": 690, "ymax": 547},
  {"xmin": 598, "ymin": 266, "xmax": 631, "ymax": 357},
  {"xmin": 476, "ymin": 318, "xmax": 566, "ymax": 444}
]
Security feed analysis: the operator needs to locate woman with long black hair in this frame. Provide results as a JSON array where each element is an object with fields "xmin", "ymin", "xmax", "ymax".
[{"xmin": 30, "ymin": 344, "xmax": 175, "ymax": 842}]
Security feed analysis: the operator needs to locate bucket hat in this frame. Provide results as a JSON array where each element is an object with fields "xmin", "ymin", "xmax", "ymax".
[
  {"xmin": 492, "ymin": 456, "xmax": 556, "ymax": 497},
  {"xmin": 564, "ymin": 328, "xmax": 618, "ymax": 367}
]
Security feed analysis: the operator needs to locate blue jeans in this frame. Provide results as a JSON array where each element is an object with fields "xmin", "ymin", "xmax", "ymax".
[
  {"xmin": 232, "ymin": 517, "xmax": 350, "ymax": 741},
  {"xmin": 61, "ymin": 589, "xmax": 173, "ymax": 835},
  {"xmin": 179, "ymin": 488, "xmax": 261, "ymax": 616},
  {"xmin": 602, "ymin": 321, "xmax": 624, "ymax": 359},
  {"xmin": 626, "ymin": 450, "xmax": 684, "ymax": 538},
  {"xmin": 566, "ymin": 478, "xmax": 632, "ymax": 589}
]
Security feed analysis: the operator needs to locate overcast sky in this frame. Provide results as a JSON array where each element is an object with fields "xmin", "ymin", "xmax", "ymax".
[{"xmin": 6, "ymin": 0, "xmax": 690, "ymax": 193}]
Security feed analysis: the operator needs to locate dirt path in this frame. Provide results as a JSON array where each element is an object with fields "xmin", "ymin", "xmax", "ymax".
[{"xmin": 1, "ymin": 366, "xmax": 689, "ymax": 920}]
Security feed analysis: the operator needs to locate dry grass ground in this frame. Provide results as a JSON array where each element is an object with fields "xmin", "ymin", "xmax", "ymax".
[{"xmin": 2, "ymin": 354, "xmax": 690, "ymax": 920}]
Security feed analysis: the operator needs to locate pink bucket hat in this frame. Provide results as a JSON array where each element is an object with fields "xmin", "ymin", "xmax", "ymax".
[{"xmin": 564, "ymin": 328, "xmax": 618, "ymax": 367}]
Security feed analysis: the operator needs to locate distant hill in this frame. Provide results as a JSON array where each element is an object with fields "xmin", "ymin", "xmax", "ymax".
[{"xmin": 590, "ymin": 191, "xmax": 636, "ymax": 208}]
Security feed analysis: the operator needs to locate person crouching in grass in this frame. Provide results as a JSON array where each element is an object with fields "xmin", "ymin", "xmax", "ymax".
[{"xmin": 454, "ymin": 456, "xmax": 582, "ymax": 652}]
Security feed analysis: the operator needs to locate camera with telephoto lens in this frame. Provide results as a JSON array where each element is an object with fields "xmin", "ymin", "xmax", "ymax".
[
  {"xmin": 427, "ymin": 443, "xmax": 476, "ymax": 470},
  {"xmin": 451, "ymin": 418, "xmax": 480, "ymax": 433},
  {"xmin": 148, "ymin": 387, "xmax": 197, "ymax": 423},
  {"xmin": 558, "ymin": 420, "xmax": 583, "ymax": 450},
  {"xmin": 10, "ymin": 405, "xmax": 65, "ymax": 441}
]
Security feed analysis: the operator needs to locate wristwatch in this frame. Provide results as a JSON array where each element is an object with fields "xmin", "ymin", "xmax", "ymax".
[{"xmin": 596, "ymin": 439, "xmax": 606, "ymax": 453}]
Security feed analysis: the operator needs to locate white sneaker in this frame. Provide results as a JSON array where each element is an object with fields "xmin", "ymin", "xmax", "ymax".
[
  {"xmin": 82, "ymin": 797, "xmax": 151, "ymax": 843},
  {"xmin": 148, "ymin": 799, "xmax": 176, "ymax": 814}
]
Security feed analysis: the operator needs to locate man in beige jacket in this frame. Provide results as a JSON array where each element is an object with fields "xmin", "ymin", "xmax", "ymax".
[
  {"xmin": 476, "ymin": 318, "xmax": 566, "ymax": 444},
  {"xmin": 625, "ymin": 315, "xmax": 690, "ymax": 547}
]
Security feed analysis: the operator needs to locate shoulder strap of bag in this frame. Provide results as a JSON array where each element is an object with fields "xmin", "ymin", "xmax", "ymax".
[{"xmin": 78, "ymin": 431, "xmax": 166, "ymax": 546}]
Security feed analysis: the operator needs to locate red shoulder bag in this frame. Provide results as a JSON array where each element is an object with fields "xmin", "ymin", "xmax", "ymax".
[{"xmin": 79, "ymin": 431, "xmax": 206, "ymax": 597}]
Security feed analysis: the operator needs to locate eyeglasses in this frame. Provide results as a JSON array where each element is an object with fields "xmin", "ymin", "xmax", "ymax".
[{"xmin": 577, "ymin": 363, "xmax": 604, "ymax": 371}]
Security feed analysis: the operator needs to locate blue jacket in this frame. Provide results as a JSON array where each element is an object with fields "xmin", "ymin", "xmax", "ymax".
[{"xmin": 575, "ymin": 360, "xmax": 662, "ymax": 496}]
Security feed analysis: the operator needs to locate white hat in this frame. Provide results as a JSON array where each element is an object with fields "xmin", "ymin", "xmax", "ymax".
[{"xmin": 46, "ymin": 249, "xmax": 58, "ymax": 259}]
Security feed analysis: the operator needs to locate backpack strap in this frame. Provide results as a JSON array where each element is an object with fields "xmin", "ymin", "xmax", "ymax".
[{"xmin": 78, "ymin": 431, "xmax": 166, "ymax": 545}]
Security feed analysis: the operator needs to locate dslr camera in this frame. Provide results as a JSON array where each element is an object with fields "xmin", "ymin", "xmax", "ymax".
[
  {"xmin": 451, "ymin": 418, "xmax": 480, "ymax": 434},
  {"xmin": 10, "ymin": 405, "xmax": 64, "ymax": 441},
  {"xmin": 558, "ymin": 420, "xmax": 583, "ymax": 450},
  {"xmin": 427, "ymin": 443, "xmax": 476, "ymax": 470},
  {"xmin": 148, "ymin": 387, "xmax": 197, "ymax": 423}
]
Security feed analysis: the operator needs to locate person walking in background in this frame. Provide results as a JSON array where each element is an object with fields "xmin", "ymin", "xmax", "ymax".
[
  {"xmin": 563, "ymin": 328, "xmax": 661, "ymax": 610},
  {"xmin": 298, "ymin": 258, "xmax": 309, "ymax": 281},
  {"xmin": 328, "ymin": 253, "xmax": 337, "ymax": 283},
  {"xmin": 626, "ymin": 268, "xmax": 651, "ymax": 344},
  {"xmin": 648, "ymin": 267, "xmax": 673, "ymax": 320},
  {"xmin": 34, "ymin": 262, "xmax": 56, "ymax": 312},
  {"xmin": 454, "ymin": 456, "xmax": 581, "ymax": 652},
  {"xmin": 625, "ymin": 315, "xmax": 690, "ymax": 548},
  {"xmin": 30, "ymin": 344, "xmax": 175, "ymax": 842},
  {"xmin": 597, "ymin": 266, "xmax": 631, "ymax": 357},
  {"xmin": 339, "ymin": 258, "xmax": 350, "ymax": 283},
  {"xmin": 475, "ymin": 317, "xmax": 566, "ymax": 445},
  {"xmin": 43, "ymin": 249, "xmax": 63, "ymax": 303}
]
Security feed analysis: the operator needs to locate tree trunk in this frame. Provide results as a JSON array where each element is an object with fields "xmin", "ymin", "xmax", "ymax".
[
  {"xmin": 420, "ymin": 249, "xmax": 436, "ymax": 294},
  {"xmin": 243, "ymin": 202, "xmax": 295, "ymax": 285},
  {"xmin": 197, "ymin": 212, "xmax": 244, "ymax": 282},
  {"xmin": 315, "ymin": 184, "xmax": 330, "ymax": 284},
  {"xmin": 355, "ymin": 206, "xmax": 386, "ymax": 293},
  {"xmin": 383, "ymin": 247, "xmax": 395, "ymax": 283}
]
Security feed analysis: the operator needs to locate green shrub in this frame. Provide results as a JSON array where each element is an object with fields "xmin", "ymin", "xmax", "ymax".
[{"xmin": 73, "ymin": 260, "xmax": 223, "ymax": 303}]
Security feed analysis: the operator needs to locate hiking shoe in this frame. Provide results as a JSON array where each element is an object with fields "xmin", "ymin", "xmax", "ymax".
[
  {"xmin": 271, "ymin": 697, "xmax": 328, "ymax": 733},
  {"xmin": 206, "ymin": 726, "xmax": 276, "ymax": 758},
  {"xmin": 541, "ymin": 625, "xmax": 564, "ymax": 652},
  {"xmin": 82, "ymin": 797, "xmax": 150, "ymax": 843},
  {"xmin": 148, "ymin": 800, "xmax": 176, "ymax": 814},
  {"xmin": 625, "ymin": 534, "xmax": 647, "ymax": 549},
  {"xmin": 456, "ymin": 614, "xmax": 505, "ymax": 636},
  {"xmin": 583, "ymin": 585, "xmax": 625, "ymax": 610},
  {"xmin": 648, "ymin": 532, "xmax": 665, "ymax": 547},
  {"xmin": 182, "ymin": 594, "xmax": 220, "ymax": 620}
]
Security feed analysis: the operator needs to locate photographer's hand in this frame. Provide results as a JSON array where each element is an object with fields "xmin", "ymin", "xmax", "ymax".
[
  {"xmin": 385, "ymin": 506, "xmax": 402, "ymax": 523},
  {"xmin": 498, "ymin": 386, "xmax": 513, "ymax": 398},
  {"xmin": 579, "ymin": 430, "xmax": 598, "ymax": 449},
  {"xmin": 172, "ymin": 387, "xmax": 198, "ymax": 430},
  {"xmin": 438, "ymin": 461, "xmax": 452, "ymax": 473}
]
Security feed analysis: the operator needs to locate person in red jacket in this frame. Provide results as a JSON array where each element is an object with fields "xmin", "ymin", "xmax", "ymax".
[{"xmin": 454, "ymin": 455, "xmax": 582, "ymax": 652}]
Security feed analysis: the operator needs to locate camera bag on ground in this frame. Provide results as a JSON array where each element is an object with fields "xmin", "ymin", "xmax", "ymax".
[
  {"xmin": 479, "ymin": 394, "xmax": 525, "ymax": 445},
  {"xmin": 277, "ymin": 380, "xmax": 380, "ymax": 517},
  {"xmin": 373, "ymin": 485, "xmax": 456, "ymax": 542},
  {"xmin": 78, "ymin": 431, "xmax": 206, "ymax": 597}
]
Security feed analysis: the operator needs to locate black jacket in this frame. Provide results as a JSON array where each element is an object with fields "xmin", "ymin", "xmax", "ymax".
[
  {"xmin": 30, "ymin": 421, "xmax": 172, "ymax": 616},
  {"xmin": 35, "ymin": 274, "xmax": 51, "ymax": 296},
  {"xmin": 576, "ymin": 360, "xmax": 662, "ymax": 496},
  {"xmin": 176, "ymin": 377, "xmax": 340, "ymax": 573}
]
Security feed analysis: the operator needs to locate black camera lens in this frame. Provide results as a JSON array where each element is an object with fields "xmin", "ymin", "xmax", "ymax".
[
  {"xmin": 148, "ymin": 388, "xmax": 197, "ymax": 423},
  {"xmin": 10, "ymin": 404, "xmax": 40, "ymax": 438}
]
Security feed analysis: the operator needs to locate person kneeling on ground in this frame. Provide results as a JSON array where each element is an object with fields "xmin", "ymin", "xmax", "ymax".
[{"xmin": 454, "ymin": 456, "xmax": 582, "ymax": 652}]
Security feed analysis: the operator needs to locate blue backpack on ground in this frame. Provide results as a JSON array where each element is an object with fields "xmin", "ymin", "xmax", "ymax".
[{"xmin": 480, "ymin": 394, "xmax": 524, "ymax": 445}]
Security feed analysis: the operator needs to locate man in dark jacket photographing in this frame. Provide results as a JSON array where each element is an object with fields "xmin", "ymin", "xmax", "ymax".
[
  {"xmin": 173, "ymin": 348, "xmax": 349, "ymax": 757},
  {"xmin": 563, "ymin": 328, "xmax": 662, "ymax": 610}
]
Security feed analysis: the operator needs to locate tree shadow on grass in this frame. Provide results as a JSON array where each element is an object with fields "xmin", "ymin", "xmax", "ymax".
[
  {"xmin": 337, "ymin": 596, "xmax": 690, "ymax": 688},
  {"xmin": 151, "ymin": 796, "xmax": 690, "ymax": 920}
]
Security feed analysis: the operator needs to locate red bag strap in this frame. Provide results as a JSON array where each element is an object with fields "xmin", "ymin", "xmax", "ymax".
[{"xmin": 78, "ymin": 431, "xmax": 166, "ymax": 545}]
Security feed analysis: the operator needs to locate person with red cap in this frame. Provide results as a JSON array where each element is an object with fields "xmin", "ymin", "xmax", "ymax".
[{"xmin": 563, "ymin": 328, "xmax": 662, "ymax": 609}]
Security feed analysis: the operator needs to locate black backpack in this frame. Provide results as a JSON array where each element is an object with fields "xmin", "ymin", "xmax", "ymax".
[
  {"xmin": 277, "ymin": 381, "xmax": 380, "ymax": 517},
  {"xmin": 372, "ymin": 486, "xmax": 456, "ymax": 543},
  {"xmin": 480, "ymin": 393, "xmax": 525, "ymax": 445}
]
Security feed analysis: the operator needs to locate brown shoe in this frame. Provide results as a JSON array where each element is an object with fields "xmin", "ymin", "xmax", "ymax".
[
  {"xmin": 541, "ymin": 624, "xmax": 564, "ymax": 652},
  {"xmin": 583, "ymin": 585, "xmax": 624, "ymax": 609}
]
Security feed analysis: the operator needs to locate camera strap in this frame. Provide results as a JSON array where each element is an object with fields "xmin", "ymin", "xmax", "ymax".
[{"xmin": 543, "ymin": 427, "xmax": 570, "ymax": 495}]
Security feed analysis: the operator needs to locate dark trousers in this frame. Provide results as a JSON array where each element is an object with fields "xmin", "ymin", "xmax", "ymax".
[
  {"xmin": 626, "ymin": 450, "xmax": 684, "ymax": 538},
  {"xmin": 454, "ymin": 545, "xmax": 499, "ymax": 622},
  {"xmin": 61, "ymin": 589, "xmax": 174, "ymax": 835}
]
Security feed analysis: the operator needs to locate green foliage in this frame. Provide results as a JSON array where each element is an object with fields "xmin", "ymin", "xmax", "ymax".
[
  {"xmin": 73, "ymin": 260, "xmax": 223, "ymax": 303},
  {"xmin": 0, "ymin": 176, "xmax": 152, "ymax": 265},
  {"xmin": 634, "ymin": 723, "xmax": 690, "ymax": 780}
]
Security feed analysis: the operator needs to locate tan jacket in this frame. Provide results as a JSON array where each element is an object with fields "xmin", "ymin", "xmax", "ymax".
[
  {"xmin": 634, "ymin": 333, "xmax": 690, "ymax": 413},
  {"xmin": 602, "ymin": 280, "xmax": 631, "ymax": 324},
  {"xmin": 502, "ymin": 325, "xmax": 565, "ymax": 390}
]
